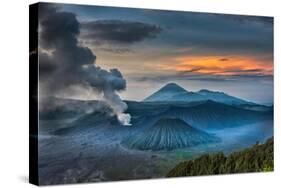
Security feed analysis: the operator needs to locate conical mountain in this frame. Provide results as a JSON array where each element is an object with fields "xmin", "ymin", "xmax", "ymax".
[
  {"xmin": 157, "ymin": 83, "xmax": 187, "ymax": 93},
  {"xmin": 144, "ymin": 83, "xmax": 203, "ymax": 102},
  {"xmin": 122, "ymin": 118, "xmax": 220, "ymax": 151}
]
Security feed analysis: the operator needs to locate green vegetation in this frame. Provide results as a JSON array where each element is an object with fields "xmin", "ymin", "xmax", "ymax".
[{"xmin": 167, "ymin": 137, "xmax": 273, "ymax": 177}]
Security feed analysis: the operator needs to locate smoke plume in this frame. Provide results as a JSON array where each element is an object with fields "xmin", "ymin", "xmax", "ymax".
[{"xmin": 38, "ymin": 4, "xmax": 131, "ymax": 125}]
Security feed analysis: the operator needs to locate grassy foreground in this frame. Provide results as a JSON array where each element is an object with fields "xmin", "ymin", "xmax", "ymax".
[{"xmin": 167, "ymin": 137, "xmax": 273, "ymax": 177}]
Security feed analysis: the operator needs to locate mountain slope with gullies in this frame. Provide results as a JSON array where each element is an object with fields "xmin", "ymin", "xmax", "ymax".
[
  {"xmin": 122, "ymin": 118, "xmax": 221, "ymax": 151},
  {"xmin": 143, "ymin": 83, "xmax": 255, "ymax": 105}
]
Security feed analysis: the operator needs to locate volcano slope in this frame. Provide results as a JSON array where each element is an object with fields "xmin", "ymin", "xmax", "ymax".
[{"xmin": 122, "ymin": 118, "xmax": 221, "ymax": 151}]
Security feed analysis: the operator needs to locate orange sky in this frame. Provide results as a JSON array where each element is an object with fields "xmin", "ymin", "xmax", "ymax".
[{"xmin": 155, "ymin": 55, "xmax": 273, "ymax": 76}]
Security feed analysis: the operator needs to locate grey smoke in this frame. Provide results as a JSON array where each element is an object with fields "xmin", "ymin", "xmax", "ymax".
[{"xmin": 38, "ymin": 4, "xmax": 131, "ymax": 125}]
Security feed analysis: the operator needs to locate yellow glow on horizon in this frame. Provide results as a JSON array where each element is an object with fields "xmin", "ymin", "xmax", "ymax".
[{"xmin": 156, "ymin": 55, "xmax": 273, "ymax": 76}]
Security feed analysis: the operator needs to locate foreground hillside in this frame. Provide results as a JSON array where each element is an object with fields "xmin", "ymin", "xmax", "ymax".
[{"xmin": 167, "ymin": 137, "xmax": 273, "ymax": 177}]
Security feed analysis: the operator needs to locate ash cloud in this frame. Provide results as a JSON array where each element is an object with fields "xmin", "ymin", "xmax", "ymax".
[
  {"xmin": 38, "ymin": 4, "xmax": 131, "ymax": 126},
  {"xmin": 81, "ymin": 20, "xmax": 162, "ymax": 44}
]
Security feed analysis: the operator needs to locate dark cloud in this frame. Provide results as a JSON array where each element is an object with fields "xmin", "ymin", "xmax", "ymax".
[
  {"xmin": 137, "ymin": 10, "xmax": 273, "ymax": 57},
  {"xmin": 38, "ymin": 52, "xmax": 57, "ymax": 78},
  {"xmin": 40, "ymin": 11, "xmax": 80, "ymax": 49},
  {"xmin": 132, "ymin": 74, "xmax": 229, "ymax": 83},
  {"xmin": 81, "ymin": 20, "xmax": 162, "ymax": 44},
  {"xmin": 131, "ymin": 70, "xmax": 272, "ymax": 84},
  {"xmin": 38, "ymin": 3, "xmax": 61, "ymax": 19},
  {"xmin": 62, "ymin": 5, "xmax": 273, "ymax": 59},
  {"xmin": 219, "ymin": 58, "xmax": 229, "ymax": 61},
  {"xmin": 223, "ymin": 68, "xmax": 265, "ymax": 74},
  {"xmin": 96, "ymin": 47, "xmax": 133, "ymax": 54},
  {"xmin": 212, "ymin": 14, "xmax": 273, "ymax": 28},
  {"xmin": 38, "ymin": 3, "xmax": 131, "ymax": 125},
  {"xmin": 180, "ymin": 68, "xmax": 202, "ymax": 73},
  {"xmin": 230, "ymin": 74, "xmax": 273, "ymax": 80}
]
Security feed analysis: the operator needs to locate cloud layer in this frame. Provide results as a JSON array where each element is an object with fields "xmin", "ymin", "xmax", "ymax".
[
  {"xmin": 47, "ymin": 3, "xmax": 273, "ymax": 103},
  {"xmin": 81, "ymin": 20, "xmax": 162, "ymax": 44}
]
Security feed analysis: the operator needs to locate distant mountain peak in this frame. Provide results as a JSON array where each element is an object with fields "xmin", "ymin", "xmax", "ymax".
[
  {"xmin": 144, "ymin": 83, "xmax": 191, "ymax": 102},
  {"xmin": 159, "ymin": 83, "xmax": 188, "ymax": 93},
  {"xmin": 144, "ymin": 83, "xmax": 255, "ymax": 105}
]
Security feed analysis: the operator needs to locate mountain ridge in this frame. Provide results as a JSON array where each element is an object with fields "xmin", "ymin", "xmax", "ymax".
[{"xmin": 143, "ymin": 82, "xmax": 255, "ymax": 105}]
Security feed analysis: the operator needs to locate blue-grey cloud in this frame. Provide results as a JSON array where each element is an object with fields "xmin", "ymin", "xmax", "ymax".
[
  {"xmin": 131, "ymin": 71, "xmax": 272, "ymax": 84},
  {"xmin": 222, "ymin": 69, "xmax": 265, "ymax": 73},
  {"xmin": 63, "ymin": 5, "xmax": 273, "ymax": 59},
  {"xmin": 39, "ymin": 3, "xmax": 61, "ymax": 18},
  {"xmin": 212, "ymin": 14, "xmax": 273, "ymax": 27},
  {"xmin": 81, "ymin": 20, "xmax": 162, "ymax": 44}
]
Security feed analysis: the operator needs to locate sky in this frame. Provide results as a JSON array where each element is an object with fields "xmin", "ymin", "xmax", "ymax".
[{"xmin": 39, "ymin": 3, "xmax": 273, "ymax": 105}]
